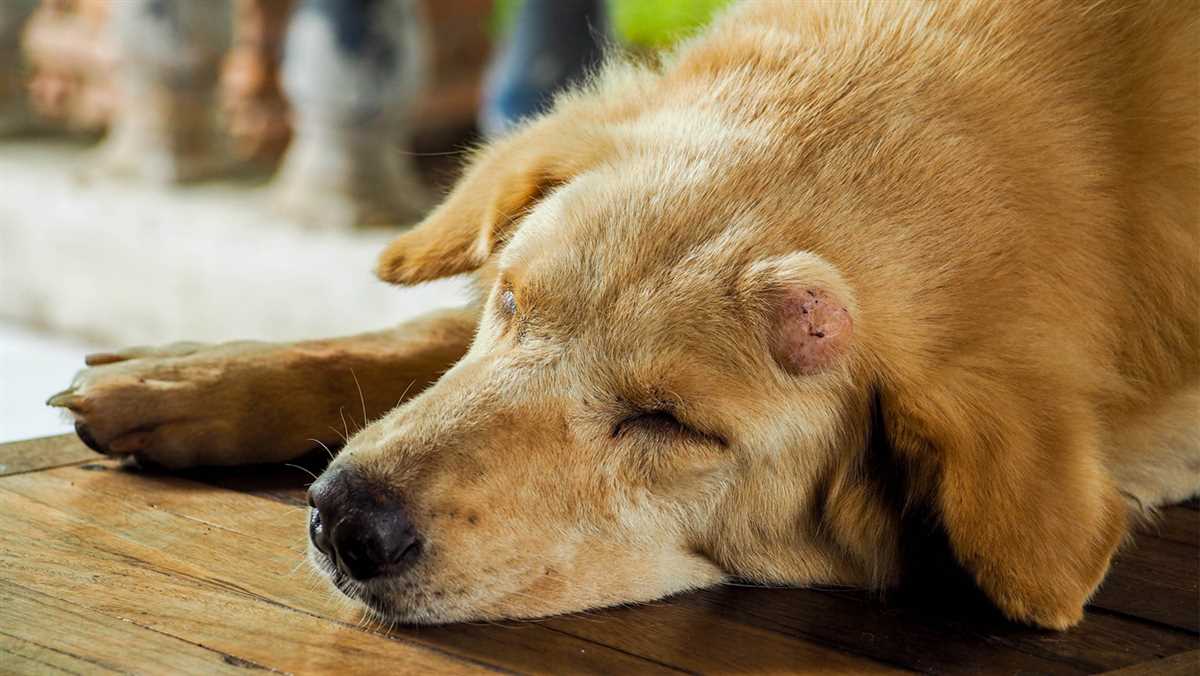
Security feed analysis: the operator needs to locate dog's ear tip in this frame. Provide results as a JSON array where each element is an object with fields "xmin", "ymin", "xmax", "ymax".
[
  {"xmin": 376, "ymin": 241, "xmax": 432, "ymax": 285},
  {"xmin": 375, "ymin": 247, "xmax": 407, "ymax": 284},
  {"xmin": 994, "ymin": 588, "xmax": 1086, "ymax": 630},
  {"xmin": 1033, "ymin": 607, "xmax": 1084, "ymax": 632},
  {"xmin": 375, "ymin": 239, "xmax": 474, "ymax": 285}
]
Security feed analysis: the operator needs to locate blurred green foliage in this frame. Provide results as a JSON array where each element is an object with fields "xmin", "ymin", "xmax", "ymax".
[
  {"xmin": 491, "ymin": 0, "xmax": 734, "ymax": 49},
  {"xmin": 611, "ymin": 0, "xmax": 733, "ymax": 48}
]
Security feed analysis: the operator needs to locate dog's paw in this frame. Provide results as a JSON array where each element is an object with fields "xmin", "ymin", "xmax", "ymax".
[{"xmin": 47, "ymin": 341, "xmax": 284, "ymax": 468}]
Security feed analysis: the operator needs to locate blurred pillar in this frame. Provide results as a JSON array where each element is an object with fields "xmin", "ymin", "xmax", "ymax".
[
  {"xmin": 21, "ymin": 0, "xmax": 117, "ymax": 132},
  {"xmin": 96, "ymin": 0, "xmax": 233, "ymax": 183},
  {"xmin": 221, "ymin": 0, "xmax": 296, "ymax": 166},
  {"xmin": 0, "ymin": 0, "xmax": 38, "ymax": 135},
  {"xmin": 480, "ymin": 0, "xmax": 610, "ymax": 138},
  {"xmin": 272, "ymin": 0, "xmax": 431, "ymax": 227},
  {"xmin": 412, "ymin": 0, "xmax": 490, "ymax": 139}
]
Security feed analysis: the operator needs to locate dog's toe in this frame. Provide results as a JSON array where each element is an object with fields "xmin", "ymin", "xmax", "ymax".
[{"xmin": 74, "ymin": 421, "xmax": 109, "ymax": 455}]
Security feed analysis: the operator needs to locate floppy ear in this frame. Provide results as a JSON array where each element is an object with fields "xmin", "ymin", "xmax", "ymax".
[
  {"xmin": 883, "ymin": 372, "xmax": 1127, "ymax": 629},
  {"xmin": 753, "ymin": 252, "xmax": 1126, "ymax": 628},
  {"xmin": 376, "ymin": 121, "xmax": 615, "ymax": 285}
]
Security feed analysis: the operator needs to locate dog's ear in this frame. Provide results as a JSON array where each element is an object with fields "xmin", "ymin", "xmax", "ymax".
[
  {"xmin": 881, "ymin": 367, "xmax": 1127, "ymax": 629},
  {"xmin": 751, "ymin": 251, "xmax": 1126, "ymax": 629},
  {"xmin": 376, "ymin": 121, "xmax": 615, "ymax": 285}
]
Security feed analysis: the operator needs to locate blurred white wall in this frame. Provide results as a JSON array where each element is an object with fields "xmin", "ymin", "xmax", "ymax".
[{"xmin": 0, "ymin": 321, "xmax": 98, "ymax": 442}]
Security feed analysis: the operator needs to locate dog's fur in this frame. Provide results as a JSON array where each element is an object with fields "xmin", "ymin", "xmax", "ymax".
[{"xmin": 54, "ymin": 0, "xmax": 1198, "ymax": 630}]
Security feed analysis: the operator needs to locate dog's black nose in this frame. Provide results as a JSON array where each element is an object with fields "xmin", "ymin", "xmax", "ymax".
[{"xmin": 307, "ymin": 467, "xmax": 422, "ymax": 581}]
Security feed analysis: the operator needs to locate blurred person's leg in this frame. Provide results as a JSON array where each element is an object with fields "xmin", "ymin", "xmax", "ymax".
[
  {"xmin": 480, "ymin": 0, "xmax": 610, "ymax": 138},
  {"xmin": 48, "ymin": 307, "xmax": 478, "ymax": 468},
  {"xmin": 97, "ymin": 0, "xmax": 233, "ymax": 183},
  {"xmin": 272, "ymin": 0, "xmax": 432, "ymax": 227},
  {"xmin": 0, "ymin": 0, "xmax": 39, "ymax": 135}
]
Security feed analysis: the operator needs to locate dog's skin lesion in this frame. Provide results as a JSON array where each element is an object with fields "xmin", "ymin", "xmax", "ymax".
[{"xmin": 51, "ymin": 0, "xmax": 1198, "ymax": 630}]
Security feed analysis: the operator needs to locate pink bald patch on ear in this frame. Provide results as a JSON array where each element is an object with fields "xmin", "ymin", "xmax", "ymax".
[{"xmin": 772, "ymin": 287, "xmax": 854, "ymax": 374}]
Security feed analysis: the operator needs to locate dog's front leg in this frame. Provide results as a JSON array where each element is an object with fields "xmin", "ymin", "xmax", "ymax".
[{"xmin": 47, "ymin": 307, "xmax": 478, "ymax": 468}]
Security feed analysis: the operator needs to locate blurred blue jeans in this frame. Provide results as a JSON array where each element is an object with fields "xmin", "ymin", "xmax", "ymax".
[{"xmin": 480, "ymin": 0, "xmax": 610, "ymax": 138}]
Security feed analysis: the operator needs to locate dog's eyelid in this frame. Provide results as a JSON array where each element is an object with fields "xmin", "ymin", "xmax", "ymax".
[
  {"xmin": 496, "ymin": 282, "xmax": 518, "ymax": 317},
  {"xmin": 613, "ymin": 408, "xmax": 727, "ymax": 446}
]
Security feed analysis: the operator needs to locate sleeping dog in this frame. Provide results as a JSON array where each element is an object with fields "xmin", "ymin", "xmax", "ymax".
[{"xmin": 51, "ymin": 0, "xmax": 1198, "ymax": 629}]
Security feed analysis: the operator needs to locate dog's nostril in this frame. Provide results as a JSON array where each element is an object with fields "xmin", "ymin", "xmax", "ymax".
[
  {"xmin": 308, "ymin": 466, "xmax": 423, "ymax": 581},
  {"xmin": 331, "ymin": 514, "xmax": 422, "ymax": 581},
  {"xmin": 308, "ymin": 508, "xmax": 323, "ymax": 540},
  {"xmin": 393, "ymin": 537, "xmax": 422, "ymax": 566},
  {"xmin": 308, "ymin": 507, "xmax": 335, "ymax": 559}
]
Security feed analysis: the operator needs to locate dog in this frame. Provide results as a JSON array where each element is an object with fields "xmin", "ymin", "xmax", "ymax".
[{"xmin": 50, "ymin": 0, "xmax": 1198, "ymax": 630}]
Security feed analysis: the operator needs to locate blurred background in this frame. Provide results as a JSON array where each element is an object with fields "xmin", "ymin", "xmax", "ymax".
[{"xmin": 0, "ymin": 0, "xmax": 731, "ymax": 442}]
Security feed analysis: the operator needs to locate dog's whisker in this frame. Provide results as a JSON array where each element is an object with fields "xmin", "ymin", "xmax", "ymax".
[
  {"xmin": 351, "ymin": 367, "xmax": 369, "ymax": 431},
  {"xmin": 284, "ymin": 463, "xmax": 320, "ymax": 482},
  {"xmin": 309, "ymin": 438, "xmax": 336, "ymax": 461},
  {"xmin": 329, "ymin": 422, "xmax": 349, "ymax": 445},
  {"xmin": 395, "ymin": 378, "xmax": 417, "ymax": 409},
  {"xmin": 338, "ymin": 406, "xmax": 353, "ymax": 441}
]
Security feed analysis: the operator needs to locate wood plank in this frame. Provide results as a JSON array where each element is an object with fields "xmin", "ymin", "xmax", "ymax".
[
  {"xmin": 2, "ymin": 441, "xmax": 1196, "ymax": 674},
  {"xmin": 1091, "ymin": 535, "xmax": 1200, "ymax": 632},
  {"xmin": 0, "ymin": 579, "xmax": 255, "ymax": 675},
  {"xmin": 33, "ymin": 461, "xmax": 1198, "ymax": 676},
  {"xmin": 684, "ymin": 581, "xmax": 1198, "ymax": 675},
  {"xmin": 0, "ymin": 484, "xmax": 502, "ymax": 675},
  {"xmin": 544, "ymin": 595, "xmax": 913, "ymax": 675},
  {"xmin": 0, "ymin": 633, "xmax": 116, "ymax": 675},
  {"xmin": 24, "ymin": 462, "xmax": 913, "ymax": 674},
  {"xmin": 58, "ymin": 458, "xmax": 1200, "ymax": 672},
  {"xmin": 1102, "ymin": 649, "xmax": 1200, "ymax": 675},
  {"xmin": 179, "ymin": 459, "xmax": 1200, "ymax": 672},
  {"xmin": 0, "ymin": 464, "xmax": 682, "ymax": 675},
  {"xmin": 174, "ymin": 468, "xmax": 911, "ymax": 673},
  {"xmin": 0, "ymin": 435, "xmax": 98, "ymax": 477},
  {"xmin": 3, "ymin": 462, "xmax": 912, "ymax": 674},
  {"xmin": 1136, "ymin": 505, "xmax": 1200, "ymax": 547}
]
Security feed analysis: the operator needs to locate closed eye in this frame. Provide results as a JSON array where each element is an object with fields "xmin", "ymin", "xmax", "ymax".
[
  {"xmin": 612, "ymin": 409, "xmax": 727, "ymax": 446},
  {"xmin": 498, "ymin": 288, "xmax": 517, "ymax": 317}
]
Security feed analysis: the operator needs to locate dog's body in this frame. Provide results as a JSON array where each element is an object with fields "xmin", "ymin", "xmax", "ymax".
[{"xmin": 53, "ymin": 0, "xmax": 1198, "ymax": 630}]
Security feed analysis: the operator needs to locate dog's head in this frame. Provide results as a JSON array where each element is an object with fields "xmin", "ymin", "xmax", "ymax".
[{"xmin": 309, "ymin": 98, "xmax": 1124, "ymax": 630}]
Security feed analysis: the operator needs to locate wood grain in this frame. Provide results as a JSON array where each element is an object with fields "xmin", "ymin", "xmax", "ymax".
[
  {"xmin": 1133, "ymin": 504, "xmax": 1199, "ymax": 547},
  {"xmin": 0, "ymin": 464, "xmax": 676, "ymax": 673},
  {"xmin": 1, "ymin": 461, "xmax": 902, "ymax": 674},
  {"xmin": 1092, "ymin": 534, "xmax": 1200, "ymax": 632},
  {"xmin": 0, "ymin": 435, "xmax": 99, "ymax": 477},
  {"xmin": 0, "ymin": 434, "xmax": 1196, "ymax": 674},
  {"xmin": 0, "ymin": 485, "xmax": 496, "ymax": 675},
  {"xmin": 0, "ymin": 580, "xmax": 254, "ymax": 675},
  {"xmin": 1102, "ymin": 650, "xmax": 1200, "ymax": 675}
]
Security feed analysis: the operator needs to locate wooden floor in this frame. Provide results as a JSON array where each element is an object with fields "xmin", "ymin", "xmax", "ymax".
[{"xmin": 1, "ymin": 435, "xmax": 1196, "ymax": 675}]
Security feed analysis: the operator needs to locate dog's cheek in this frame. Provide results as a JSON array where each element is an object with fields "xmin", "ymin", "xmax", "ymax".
[{"xmin": 647, "ymin": 452, "xmax": 736, "ymax": 504}]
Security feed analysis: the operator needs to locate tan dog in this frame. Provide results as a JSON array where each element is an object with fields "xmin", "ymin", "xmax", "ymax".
[{"xmin": 51, "ymin": 0, "xmax": 1198, "ymax": 630}]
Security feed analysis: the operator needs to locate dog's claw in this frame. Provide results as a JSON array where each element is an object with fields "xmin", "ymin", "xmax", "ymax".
[
  {"xmin": 84, "ymin": 352, "xmax": 124, "ymax": 366},
  {"xmin": 47, "ymin": 389, "xmax": 83, "ymax": 410}
]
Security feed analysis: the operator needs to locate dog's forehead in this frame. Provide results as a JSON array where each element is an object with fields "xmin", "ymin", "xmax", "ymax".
[
  {"xmin": 494, "ymin": 168, "xmax": 769, "ymax": 388},
  {"xmin": 504, "ymin": 159, "xmax": 753, "ymax": 308}
]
